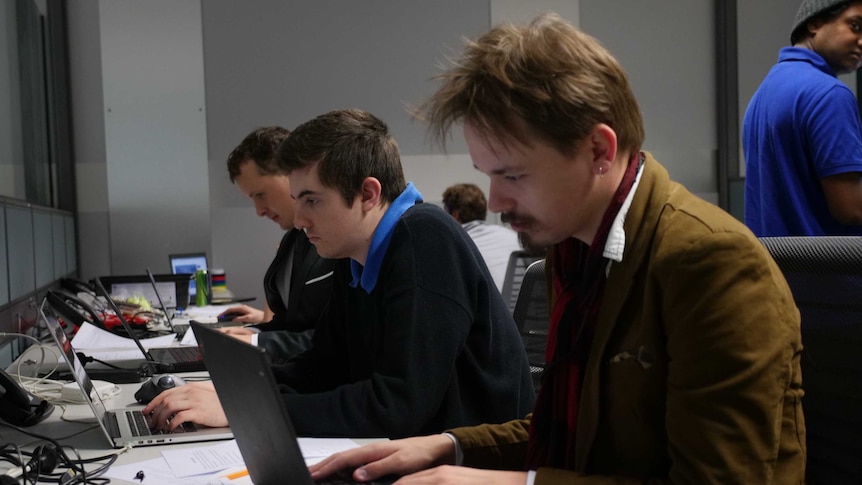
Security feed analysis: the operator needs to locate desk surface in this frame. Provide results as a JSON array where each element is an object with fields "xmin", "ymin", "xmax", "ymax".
[{"xmin": 1, "ymin": 371, "xmax": 381, "ymax": 484}]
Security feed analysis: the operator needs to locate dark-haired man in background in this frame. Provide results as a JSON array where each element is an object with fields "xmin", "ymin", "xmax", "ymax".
[{"xmin": 218, "ymin": 126, "xmax": 336, "ymax": 362}]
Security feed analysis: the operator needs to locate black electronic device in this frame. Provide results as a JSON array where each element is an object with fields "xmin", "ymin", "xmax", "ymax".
[
  {"xmin": 192, "ymin": 323, "xmax": 397, "ymax": 485},
  {"xmin": 94, "ymin": 277, "xmax": 206, "ymax": 373},
  {"xmin": 60, "ymin": 277, "xmax": 96, "ymax": 296},
  {"xmin": 134, "ymin": 374, "xmax": 186, "ymax": 404},
  {"xmin": 45, "ymin": 289, "xmax": 106, "ymax": 329},
  {"xmin": 146, "ymin": 268, "xmax": 175, "ymax": 332},
  {"xmin": 217, "ymin": 311, "xmax": 244, "ymax": 322},
  {"xmin": 0, "ymin": 368, "xmax": 55, "ymax": 427}
]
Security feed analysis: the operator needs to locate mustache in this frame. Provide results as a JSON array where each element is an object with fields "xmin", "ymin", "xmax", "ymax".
[{"xmin": 501, "ymin": 212, "xmax": 532, "ymax": 226}]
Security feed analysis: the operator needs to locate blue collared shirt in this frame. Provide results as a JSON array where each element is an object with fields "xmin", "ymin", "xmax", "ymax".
[
  {"xmin": 743, "ymin": 47, "xmax": 862, "ymax": 236},
  {"xmin": 350, "ymin": 182, "xmax": 424, "ymax": 293}
]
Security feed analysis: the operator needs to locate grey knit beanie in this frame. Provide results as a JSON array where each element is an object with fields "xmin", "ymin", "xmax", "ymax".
[{"xmin": 790, "ymin": 0, "xmax": 850, "ymax": 43}]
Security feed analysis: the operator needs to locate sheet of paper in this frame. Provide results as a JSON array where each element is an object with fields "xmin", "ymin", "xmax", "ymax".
[
  {"xmin": 104, "ymin": 457, "xmax": 250, "ymax": 485},
  {"xmin": 72, "ymin": 322, "xmax": 177, "ymax": 350},
  {"xmin": 184, "ymin": 305, "xmax": 234, "ymax": 319},
  {"xmin": 297, "ymin": 437, "xmax": 360, "ymax": 458},
  {"xmin": 162, "ymin": 440, "xmax": 245, "ymax": 478},
  {"xmin": 181, "ymin": 329, "xmax": 199, "ymax": 346},
  {"xmin": 104, "ymin": 438, "xmax": 361, "ymax": 483}
]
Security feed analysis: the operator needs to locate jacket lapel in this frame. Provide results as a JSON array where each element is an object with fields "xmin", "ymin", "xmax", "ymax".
[{"xmin": 574, "ymin": 153, "xmax": 670, "ymax": 469}]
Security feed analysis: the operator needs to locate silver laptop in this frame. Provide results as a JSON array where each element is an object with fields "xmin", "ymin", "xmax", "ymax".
[{"xmin": 39, "ymin": 299, "xmax": 233, "ymax": 448}]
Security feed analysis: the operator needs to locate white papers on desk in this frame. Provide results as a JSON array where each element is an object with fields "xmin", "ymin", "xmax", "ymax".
[
  {"xmin": 164, "ymin": 440, "xmax": 245, "ymax": 478},
  {"xmin": 103, "ymin": 438, "xmax": 360, "ymax": 484},
  {"xmin": 71, "ymin": 322, "xmax": 178, "ymax": 361},
  {"xmin": 185, "ymin": 305, "xmax": 235, "ymax": 321},
  {"xmin": 180, "ymin": 329, "xmax": 199, "ymax": 346}
]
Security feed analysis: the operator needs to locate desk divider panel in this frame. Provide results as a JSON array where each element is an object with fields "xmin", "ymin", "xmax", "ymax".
[
  {"xmin": 52, "ymin": 212, "xmax": 67, "ymax": 277},
  {"xmin": 0, "ymin": 204, "xmax": 8, "ymax": 306},
  {"xmin": 65, "ymin": 214, "xmax": 76, "ymax": 274},
  {"xmin": 33, "ymin": 209, "xmax": 54, "ymax": 289},
  {"xmin": 6, "ymin": 204, "xmax": 35, "ymax": 301}
]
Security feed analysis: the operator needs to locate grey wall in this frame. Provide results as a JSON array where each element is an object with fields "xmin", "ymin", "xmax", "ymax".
[
  {"xmin": 66, "ymin": 0, "xmax": 858, "ymax": 304},
  {"xmin": 203, "ymin": 0, "xmax": 490, "ymax": 303},
  {"xmin": 0, "ymin": 0, "xmax": 24, "ymax": 199},
  {"xmin": 581, "ymin": 0, "xmax": 717, "ymax": 201},
  {"xmin": 100, "ymin": 0, "xmax": 211, "ymax": 275},
  {"xmin": 68, "ymin": 0, "xmax": 111, "ymax": 280}
]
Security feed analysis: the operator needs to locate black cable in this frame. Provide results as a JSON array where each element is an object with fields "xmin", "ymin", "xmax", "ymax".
[
  {"xmin": 20, "ymin": 425, "xmax": 100, "ymax": 449},
  {"xmin": 74, "ymin": 353, "xmax": 123, "ymax": 370},
  {"xmin": 0, "ymin": 443, "xmax": 58, "ymax": 484},
  {"xmin": 0, "ymin": 422, "xmax": 123, "ymax": 484}
]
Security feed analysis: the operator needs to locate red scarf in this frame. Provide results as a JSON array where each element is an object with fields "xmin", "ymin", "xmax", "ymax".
[{"xmin": 525, "ymin": 152, "xmax": 642, "ymax": 470}]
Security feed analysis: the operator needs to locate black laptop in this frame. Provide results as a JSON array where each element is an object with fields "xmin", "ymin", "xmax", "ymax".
[
  {"xmin": 94, "ymin": 277, "xmax": 206, "ymax": 373},
  {"xmin": 192, "ymin": 322, "xmax": 396, "ymax": 485}
]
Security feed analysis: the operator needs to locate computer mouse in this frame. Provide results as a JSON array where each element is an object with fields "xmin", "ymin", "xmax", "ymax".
[
  {"xmin": 217, "ymin": 311, "xmax": 244, "ymax": 322},
  {"xmin": 134, "ymin": 374, "xmax": 187, "ymax": 404}
]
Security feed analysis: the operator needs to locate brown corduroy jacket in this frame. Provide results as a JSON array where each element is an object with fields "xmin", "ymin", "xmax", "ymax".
[{"xmin": 450, "ymin": 153, "xmax": 806, "ymax": 484}]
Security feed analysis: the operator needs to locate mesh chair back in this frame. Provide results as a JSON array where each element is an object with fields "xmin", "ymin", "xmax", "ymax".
[
  {"xmin": 512, "ymin": 259, "xmax": 548, "ymax": 391},
  {"xmin": 502, "ymin": 250, "xmax": 543, "ymax": 313},
  {"xmin": 760, "ymin": 236, "xmax": 862, "ymax": 485}
]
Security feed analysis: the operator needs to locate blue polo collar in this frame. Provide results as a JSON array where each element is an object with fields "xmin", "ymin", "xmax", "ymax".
[
  {"xmin": 350, "ymin": 183, "xmax": 423, "ymax": 293},
  {"xmin": 778, "ymin": 46, "xmax": 836, "ymax": 77}
]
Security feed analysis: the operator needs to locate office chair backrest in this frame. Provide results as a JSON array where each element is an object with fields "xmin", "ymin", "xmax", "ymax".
[
  {"xmin": 512, "ymin": 259, "xmax": 548, "ymax": 392},
  {"xmin": 759, "ymin": 236, "xmax": 862, "ymax": 485},
  {"xmin": 501, "ymin": 250, "xmax": 543, "ymax": 313}
]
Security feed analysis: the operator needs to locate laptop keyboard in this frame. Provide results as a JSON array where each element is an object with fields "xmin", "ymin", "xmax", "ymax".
[
  {"xmin": 169, "ymin": 346, "xmax": 202, "ymax": 361},
  {"xmin": 126, "ymin": 410, "xmax": 197, "ymax": 436}
]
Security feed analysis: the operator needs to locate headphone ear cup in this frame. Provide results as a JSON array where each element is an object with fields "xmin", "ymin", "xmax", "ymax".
[
  {"xmin": 0, "ymin": 392, "xmax": 55, "ymax": 427},
  {"xmin": 0, "ymin": 396, "xmax": 29, "ymax": 425},
  {"xmin": 24, "ymin": 399, "xmax": 55, "ymax": 426}
]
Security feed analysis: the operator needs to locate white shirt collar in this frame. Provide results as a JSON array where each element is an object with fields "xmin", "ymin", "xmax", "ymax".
[
  {"xmin": 461, "ymin": 220, "xmax": 484, "ymax": 231},
  {"xmin": 602, "ymin": 159, "xmax": 645, "ymax": 263}
]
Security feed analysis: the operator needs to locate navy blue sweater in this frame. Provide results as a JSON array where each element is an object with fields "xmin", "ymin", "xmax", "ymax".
[{"xmin": 274, "ymin": 204, "xmax": 535, "ymax": 438}]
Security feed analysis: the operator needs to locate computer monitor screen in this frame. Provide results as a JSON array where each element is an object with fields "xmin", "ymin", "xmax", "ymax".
[{"xmin": 169, "ymin": 252, "xmax": 207, "ymax": 299}]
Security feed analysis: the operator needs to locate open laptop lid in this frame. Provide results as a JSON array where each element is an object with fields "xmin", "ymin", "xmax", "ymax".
[
  {"xmin": 146, "ymin": 267, "xmax": 175, "ymax": 332},
  {"xmin": 191, "ymin": 322, "xmax": 315, "ymax": 485},
  {"xmin": 41, "ymin": 300, "xmax": 233, "ymax": 448},
  {"xmin": 93, "ymin": 277, "xmax": 160, "ymax": 375},
  {"xmin": 39, "ymin": 299, "xmax": 117, "ymax": 446},
  {"xmin": 96, "ymin": 277, "xmax": 205, "ymax": 373}
]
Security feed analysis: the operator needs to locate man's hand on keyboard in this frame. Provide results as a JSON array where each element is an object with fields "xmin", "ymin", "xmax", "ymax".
[
  {"xmin": 142, "ymin": 381, "xmax": 227, "ymax": 432},
  {"xmin": 309, "ymin": 435, "xmax": 453, "ymax": 482}
]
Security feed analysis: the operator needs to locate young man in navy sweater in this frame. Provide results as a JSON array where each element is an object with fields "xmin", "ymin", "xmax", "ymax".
[{"xmin": 144, "ymin": 109, "xmax": 535, "ymax": 438}]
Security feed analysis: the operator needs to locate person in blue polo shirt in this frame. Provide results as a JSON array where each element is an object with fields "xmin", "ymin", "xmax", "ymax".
[{"xmin": 744, "ymin": 0, "xmax": 862, "ymax": 236}]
